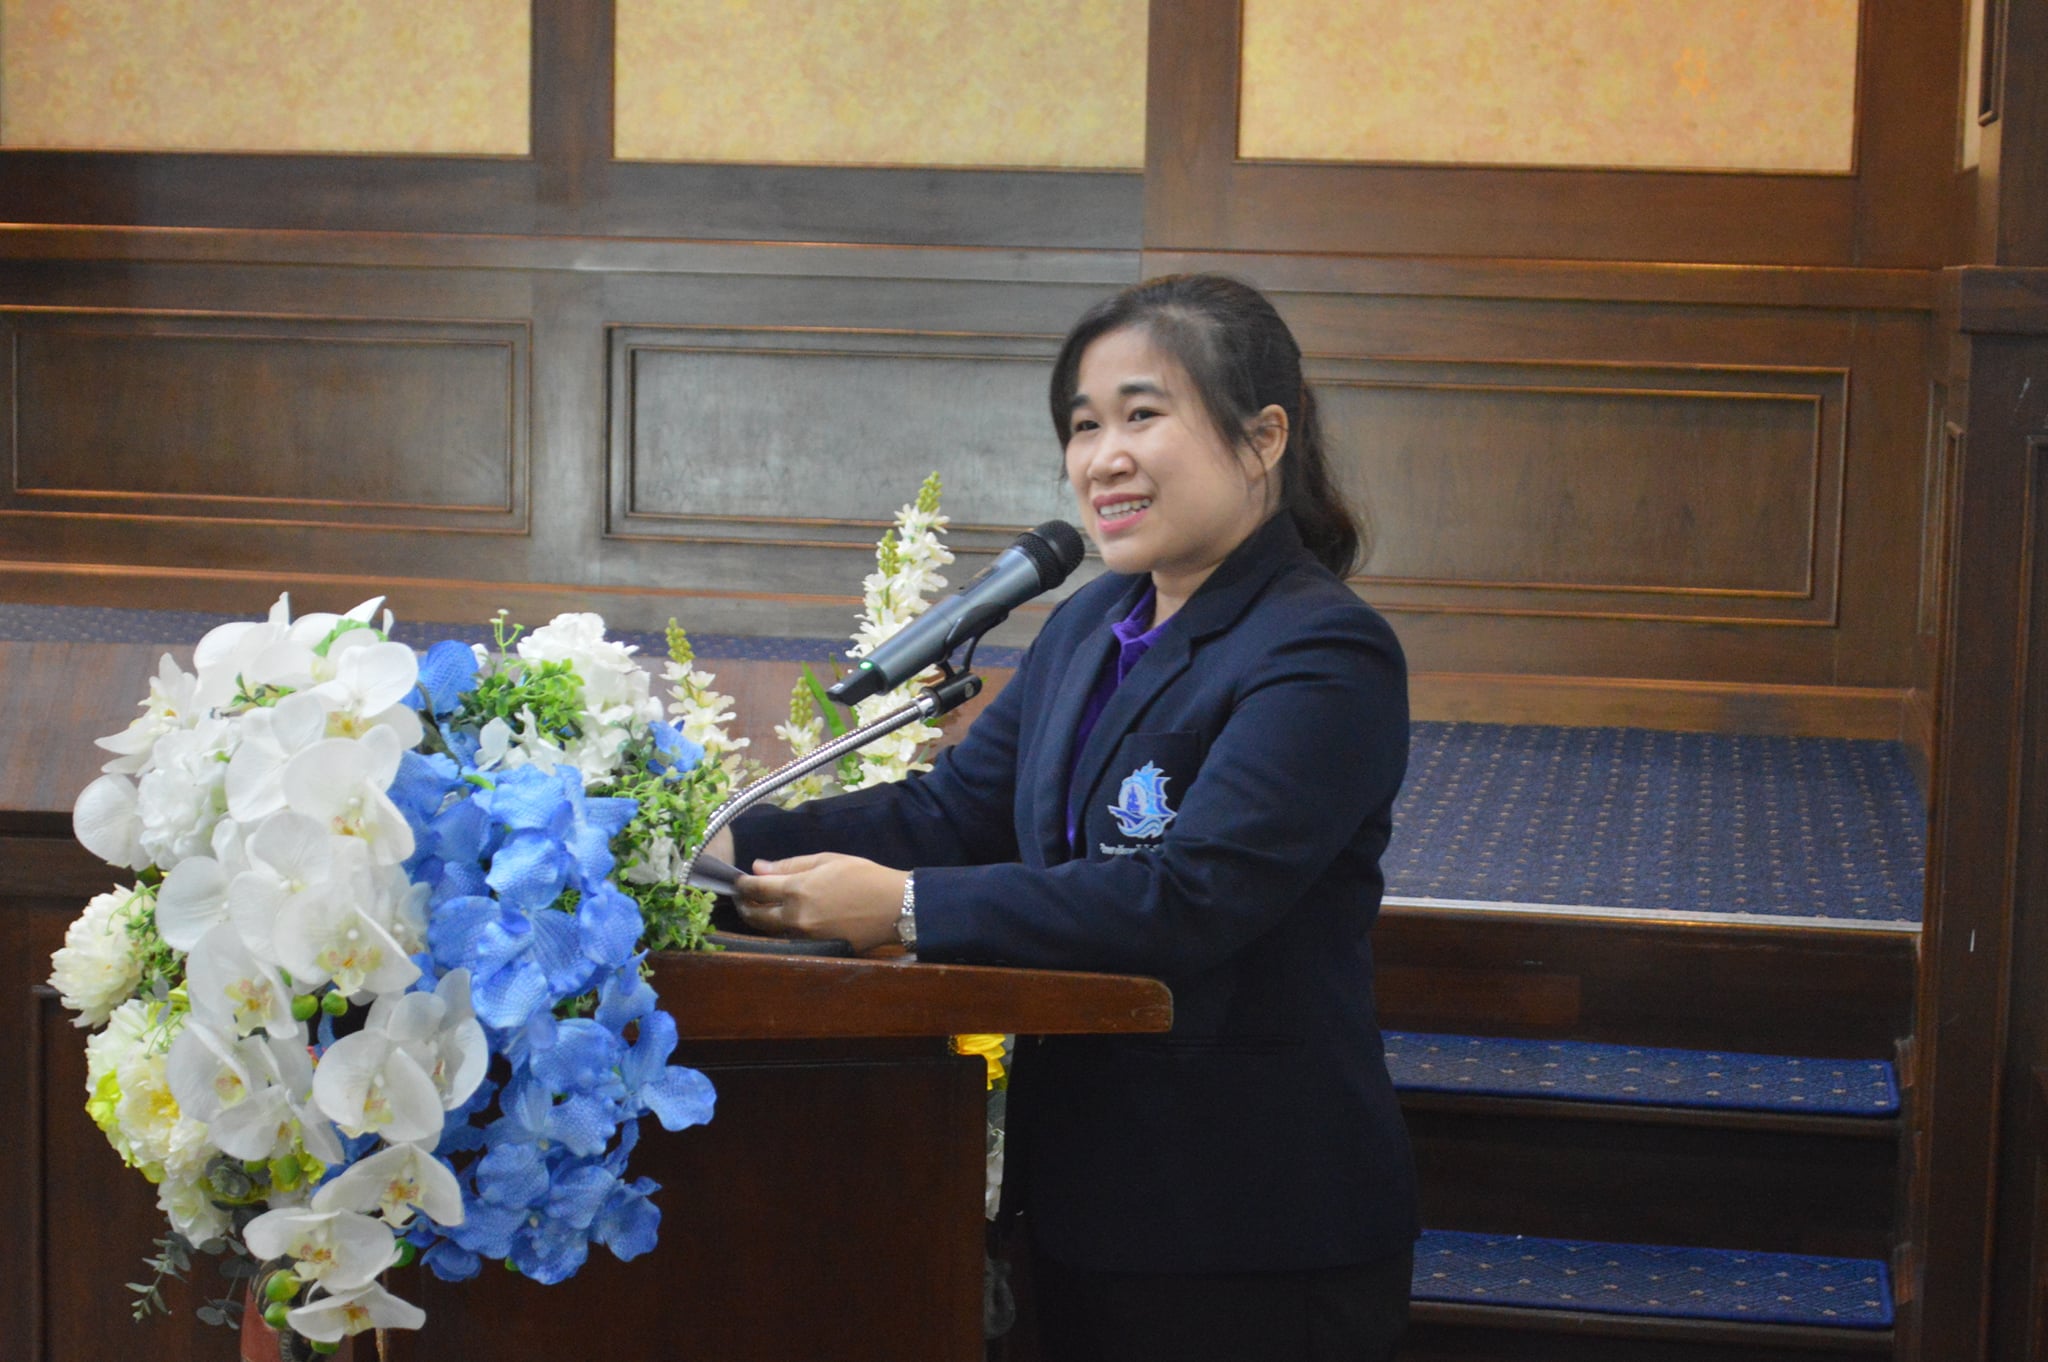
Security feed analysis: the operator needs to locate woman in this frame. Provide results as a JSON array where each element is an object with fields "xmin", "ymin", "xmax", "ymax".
[{"xmin": 714, "ymin": 275, "xmax": 1416, "ymax": 1361}]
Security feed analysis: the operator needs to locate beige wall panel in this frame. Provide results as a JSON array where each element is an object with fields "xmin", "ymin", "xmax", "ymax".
[
  {"xmin": 615, "ymin": 0, "xmax": 1145, "ymax": 168},
  {"xmin": 1241, "ymin": 0, "xmax": 1859, "ymax": 173},
  {"xmin": 0, "ymin": 0, "xmax": 528, "ymax": 153}
]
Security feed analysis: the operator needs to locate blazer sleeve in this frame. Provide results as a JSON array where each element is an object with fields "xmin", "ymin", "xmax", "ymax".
[
  {"xmin": 913, "ymin": 602, "xmax": 1407, "ymax": 977},
  {"xmin": 728, "ymin": 648, "xmax": 1028, "ymax": 873}
]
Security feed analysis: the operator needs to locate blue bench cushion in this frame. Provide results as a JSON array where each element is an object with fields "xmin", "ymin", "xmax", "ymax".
[
  {"xmin": 1385, "ymin": 1032, "xmax": 1899, "ymax": 1116},
  {"xmin": 1386, "ymin": 722, "xmax": 1926, "ymax": 923},
  {"xmin": 1413, "ymin": 1230, "xmax": 1893, "ymax": 1328}
]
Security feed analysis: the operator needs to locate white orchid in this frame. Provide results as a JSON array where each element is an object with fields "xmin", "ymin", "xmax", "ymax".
[
  {"xmin": 308, "ymin": 636, "xmax": 425, "ymax": 747},
  {"xmin": 184, "ymin": 922, "xmax": 301, "ymax": 1039},
  {"xmin": 48, "ymin": 884, "xmax": 149, "ymax": 1026},
  {"xmin": 312, "ymin": 1141, "xmax": 464, "ymax": 1229},
  {"xmin": 271, "ymin": 854, "xmax": 422, "ymax": 1000},
  {"xmin": 287, "ymin": 1281, "xmax": 426, "ymax": 1343},
  {"xmin": 219, "ymin": 810, "xmax": 337, "ymax": 963},
  {"xmin": 310, "ymin": 977, "xmax": 483, "ymax": 1146},
  {"xmin": 73, "ymin": 772, "xmax": 148, "ymax": 872},
  {"xmin": 358, "ymin": 972, "xmax": 488, "ymax": 1113},
  {"xmin": 224, "ymin": 692, "xmax": 330, "ymax": 822},
  {"xmin": 95, "ymin": 653, "xmax": 200, "ymax": 775},
  {"xmin": 244, "ymin": 1206, "xmax": 398, "ymax": 1294},
  {"xmin": 166, "ymin": 1016, "xmax": 339, "ymax": 1165},
  {"xmin": 282, "ymin": 728, "xmax": 414, "ymax": 864}
]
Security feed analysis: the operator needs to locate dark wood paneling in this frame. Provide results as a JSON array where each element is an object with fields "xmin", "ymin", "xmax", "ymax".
[
  {"xmin": 4, "ymin": 312, "xmax": 527, "ymax": 529},
  {"xmin": 1146, "ymin": 0, "xmax": 1962, "ymax": 268},
  {"xmin": 1410, "ymin": 673, "xmax": 1908, "ymax": 742},
  {"xmin": 1321, "ymin": 359, "xmax": 1845, "ymax": 625},
  {"xmin": 607, "ymin": 326, "xmax": 1071, "ymax": 553},
  {"xmin": 1905, "ymin": 270, "xmax": 2048, "ymax": 1362},
  {"xmin": 1407, "ymin": 1100, "xmax": 1895, "ymax": 1258},
  {"xmin": 1376, "ymin": 905, "xmax": 1915, "ymax": 1059}
]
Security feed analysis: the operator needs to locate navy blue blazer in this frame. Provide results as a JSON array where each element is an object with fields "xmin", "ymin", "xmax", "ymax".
[{"xmin": 733, "ymin": 513, "xmax": 1418, "ymax": 1273}]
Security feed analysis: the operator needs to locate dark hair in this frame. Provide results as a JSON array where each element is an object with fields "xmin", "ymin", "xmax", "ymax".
[{"xmin": 1048, "ymin": 273, "xmax": 1365, "ymax": 577}]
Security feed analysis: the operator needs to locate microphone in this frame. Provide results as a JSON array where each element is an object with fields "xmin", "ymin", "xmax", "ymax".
[{"xmin": 826, "ymin": 520, "xmax": 1086, "ymax": 708}]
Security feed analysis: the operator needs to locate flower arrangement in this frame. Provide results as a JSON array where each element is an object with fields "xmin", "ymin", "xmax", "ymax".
[
  {"xmin": 48, "ymin": 473, "xmax": 990, "ymax": 1351},
  {"xmin": 55, "ymin": 599, "xmax": 729, "ymax": 1349}
]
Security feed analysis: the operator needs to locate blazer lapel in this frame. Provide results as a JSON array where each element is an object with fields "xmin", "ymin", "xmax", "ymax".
[
  {"xmin": 1063, "ymin": 515, "xmax": 1312, "ymax": 851},
  {"xmin": 1025, "ymin": 581, "xmax": 1138, "ymax": 865}
]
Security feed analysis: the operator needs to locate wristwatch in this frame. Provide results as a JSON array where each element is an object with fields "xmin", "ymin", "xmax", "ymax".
[{"xmin": 896, "ymin": 871, "xmax": 918, "ymax": 948}]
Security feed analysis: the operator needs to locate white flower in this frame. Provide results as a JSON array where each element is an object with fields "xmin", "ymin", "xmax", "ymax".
[
  {"xmin": 282, "ymin": 728, "xmax": 414, "ymax": 864},
  {"xmin": 519, "ymin": 612, "xmax": 656, "ymax": 719},
  {"xmin": 167, "ymin": 1018, "xmax": 340, "ymax": 1165},
  {"xmin": 108, "ymin": 1009, "xmax": 215, "ymax": 1181},
  {"xmin": 362, "ymin": 971, "xmax": 488, "ymax": 1112},
  {"xmin": 154, "ymin": 854, "xmax": 234, "ymax": 952},
  {"xmin": 224, "ymin": 692, "xmax": 330, "ymax": 823},
  {"xmin": 287, "ymin": 1281, "xmax": 425, "ymax": 1342},
  {"xmin": 844, "ymin": 693, "xmax": 940, "ymax": 790},
  {"xmin": 663, "ymin": 659, "xmax": 748, "ymax": 762},
  {"xmin": 272, "ymin": 849, "xmax": 421, "ymax": 1000},
  {"xmin": 308, "ymin": 637, "xmax": 424, "ymax": 747},
  {"xmin": 95, "ymin": 653, "xmax": 200, "ymax": 775},
  {"xmin": 310, "ymin": 976, "xmax": 485, "ymax": 1145},
  {"xmin": 185, "ymin": 923, "xmax": 302, "ymax": 1039},
  {"xmin": 312, "ymin": 1142, "xmax": 464, "ymax": 1229},
  {"xmin": 220, "ymin": 810, "xmax": 337, "ymax": 963},
  {"xmin": 134, "ymin": 716, "xmax": 236, "ymax": 867},
  {"xmin": 49, "ymin": 885, "xmax": 149, "ymax": 1026},
  {"xmin": 244, "ymin": 1206, "xmax": 397, "ymax": 1294},
  {"xmin": 73, "ymin": 773, "xmax": 146, "ymax": 872},
  {"xmin": 158, "ymin": 1169, "xmax": 230, "ymax": 1246}
]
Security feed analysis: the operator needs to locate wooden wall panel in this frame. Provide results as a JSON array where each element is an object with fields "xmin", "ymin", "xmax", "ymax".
[
  {"xmin": 0, "ymin": 228, "xmax": 1938, "ymax": 714},
  {"xmin": 4, "ymin": 312, "xmax": 526, "ymax": 529},
  {"xmin": 1321, "ymin": 359, "xmax": 1844, "ymax": 625},
  {"xmin": 607, "ymin": 327, "xmax": 1072, "ymax": 554}
]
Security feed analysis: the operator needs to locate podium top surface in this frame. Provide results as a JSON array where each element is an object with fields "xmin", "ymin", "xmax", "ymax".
[{"xmin": 652, "ymin": 948, "xmax": 1173, "ymax": 1041}]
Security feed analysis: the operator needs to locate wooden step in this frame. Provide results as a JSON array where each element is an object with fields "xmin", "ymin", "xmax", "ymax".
[{"xmin": 1374, "ymin": 901, "xmax": 1915, "ymax": 1057}]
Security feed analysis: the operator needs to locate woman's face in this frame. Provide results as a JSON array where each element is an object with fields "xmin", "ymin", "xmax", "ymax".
[{"xmin": 1064, "ymin": 327, "xmax": 1281, "ymax": 612}]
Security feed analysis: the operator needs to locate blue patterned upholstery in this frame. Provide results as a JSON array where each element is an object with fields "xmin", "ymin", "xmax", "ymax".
[
  {"xmin": 1388, "ymin": 722, "xmax": 1925, "ymax": 922},
  {"xmin": 1385, "ymin": 1032, "xmax": 1898, "ymax": 1115},
  {"xmin": 1412, "ymin": 1230, "xmax": 1893, "ymax": 1328}
]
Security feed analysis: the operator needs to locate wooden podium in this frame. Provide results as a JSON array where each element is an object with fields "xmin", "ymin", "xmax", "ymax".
[{"xmin": 387, "ymin": 950, "xmax": 1172, "ymax": 1362}]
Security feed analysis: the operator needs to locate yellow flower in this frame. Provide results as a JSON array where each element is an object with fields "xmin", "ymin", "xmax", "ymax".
[{"xmin": 952, "ymin": 1033, "xmax": 1008, "ymax": 1089}]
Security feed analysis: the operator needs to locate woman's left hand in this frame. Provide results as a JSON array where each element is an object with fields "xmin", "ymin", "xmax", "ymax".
[{"xmin": 734, "ymin": 853, "xmax": 909, "ymax": 953}]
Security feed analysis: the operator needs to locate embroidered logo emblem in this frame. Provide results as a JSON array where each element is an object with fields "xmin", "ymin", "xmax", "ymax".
[{"xmin": 1108, "ymin": 761, "xmax": 1178, "ymax": 839}]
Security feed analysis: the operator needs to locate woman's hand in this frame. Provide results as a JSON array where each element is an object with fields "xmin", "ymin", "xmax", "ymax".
[
  {"xmin": 734, "ymin": 853, "xmax": 909, "ymax": 953},
  {"xmin": 701, "ymin": 826, "xmax": 737, "ymax": 868}
]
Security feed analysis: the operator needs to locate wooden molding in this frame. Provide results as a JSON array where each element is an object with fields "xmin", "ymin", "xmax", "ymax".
[{"xmin": 1410, "ymin": 671, "xmax": 1910, "ymax": 742}]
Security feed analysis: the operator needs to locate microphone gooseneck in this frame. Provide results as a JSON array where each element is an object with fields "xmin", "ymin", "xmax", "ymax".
[{"xmin": 824, "ymin": 520, "xmax": 1085, "ymax": 708}]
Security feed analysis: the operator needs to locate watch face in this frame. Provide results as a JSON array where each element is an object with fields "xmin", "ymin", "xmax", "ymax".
[{"xmin": 897, "ymin": 911, "xmax": 917, "ymax": 947}]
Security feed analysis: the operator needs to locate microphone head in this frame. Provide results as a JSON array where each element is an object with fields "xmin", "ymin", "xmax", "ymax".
[{"xmin": 1015, "ymin": 520, "xmax": 1086, "ymax": 589}]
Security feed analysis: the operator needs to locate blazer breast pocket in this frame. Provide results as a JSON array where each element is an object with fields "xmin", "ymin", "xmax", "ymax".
[{"xmin": 1085, "ymin": 729, "xmax": 1205, "ymax": 860}]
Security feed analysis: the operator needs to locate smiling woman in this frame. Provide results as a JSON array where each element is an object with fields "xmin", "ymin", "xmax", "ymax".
[{"xmin": 719, "ymin": 275, "xmax": 1415, "ymax": 1362}]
